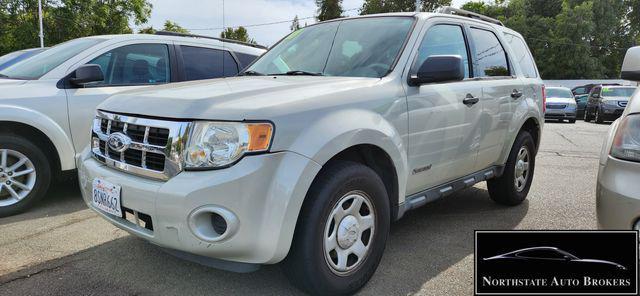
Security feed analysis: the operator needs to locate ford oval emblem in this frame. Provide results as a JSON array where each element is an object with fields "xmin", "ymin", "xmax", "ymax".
[{"xmin": 107, "ymin": 132, "xmax": 132, "ymax": 153}]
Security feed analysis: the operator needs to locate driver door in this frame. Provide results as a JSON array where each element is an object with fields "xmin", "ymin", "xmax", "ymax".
[{"xmin": 65, "ymin": 42, "xmax": 174, "ymax": 153}]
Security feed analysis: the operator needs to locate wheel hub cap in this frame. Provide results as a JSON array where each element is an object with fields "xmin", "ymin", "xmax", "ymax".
[
  {"xmin": 323, "ymin": 191, "xmax": 376, "ymax": 276},
  {"xmin": 0, "ymin": 149, "xmax": 37, "ymax": 206},
  {"xmin": 337, "ymin": 215, "xmax": 359, "ymax": 249},
  {"xmin": 514, "ymin": 146, "xmax": 530, "ymax": 192}
]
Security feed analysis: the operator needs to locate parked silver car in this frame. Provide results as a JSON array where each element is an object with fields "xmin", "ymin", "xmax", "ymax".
[
  {"xmin": 78, "ymin": 8, "xmax": 544, "ymax": 294},
  {"xmin": 544, "ymin": 86, "xmax": 577, "ymax": 123},
  {"xmin": 597, "ymin": 46, "xmax": 640, "ymax": 230}
]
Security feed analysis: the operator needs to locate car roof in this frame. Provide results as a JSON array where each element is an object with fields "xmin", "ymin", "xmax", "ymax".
[{"xmin": 80, "ymin": 34, "xmax": 266, "ymax": 56}]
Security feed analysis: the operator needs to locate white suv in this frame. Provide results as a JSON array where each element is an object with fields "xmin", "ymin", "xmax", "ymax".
[
  {"xmin": 79, "ymin": 8, "xmax": 544, "ymax": 295},
  {"xmin": 0, "ymin": 33, "xmax": 265, "ymax": 216}
]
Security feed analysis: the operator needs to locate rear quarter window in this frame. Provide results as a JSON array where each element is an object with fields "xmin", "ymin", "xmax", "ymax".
[
  {"xmin": 234, "ymin": 52, "xmax": 260, "ymax": 69},
  {"xmin": 503, "ymin": 33, "xmax": 538, "ymax": 78}
]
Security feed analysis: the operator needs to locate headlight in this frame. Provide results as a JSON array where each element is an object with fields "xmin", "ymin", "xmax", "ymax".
[
  {"xmin": 610, "ymin": 114, "xmax": 640, "ymax": 162},
  {"xmin": 184, "ymin": 121, "xmax": 273, "ymax": 169}
]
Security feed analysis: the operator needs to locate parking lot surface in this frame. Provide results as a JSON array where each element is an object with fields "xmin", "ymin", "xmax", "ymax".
[{"xmin": 0, "ymin": 120, "xmax": 611, "ymax": 296}]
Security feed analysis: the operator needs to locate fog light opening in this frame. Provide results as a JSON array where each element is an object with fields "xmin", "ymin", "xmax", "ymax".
[
  {"xmin": 188, "ymin": 206, "xmax": 239, "ymax": 243},
  {"xmin": 211, "ymin": 213, "xmax": 228, "ymax": 236}
]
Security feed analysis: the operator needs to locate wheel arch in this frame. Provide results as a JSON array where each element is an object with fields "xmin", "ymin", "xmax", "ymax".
[
  {"xmin": 500, "ymin": 116, "xmax": 541, "ymax": 166},
  {"xmin": 0, "ymin": 105, "xmax": 75, "ymax": 172}
]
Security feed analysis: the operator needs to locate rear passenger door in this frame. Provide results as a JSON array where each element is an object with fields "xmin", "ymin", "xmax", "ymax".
[
  {"xmin": 467, "ymin": 25, "xmax": 523, "ymax": 171},
  {"xmin": 405, "ymin": 21, "xmax": 482, "ymax": 195},
  {"xmin": 176, "ymin": 45, "xmax": 240, "ymax": 81}
]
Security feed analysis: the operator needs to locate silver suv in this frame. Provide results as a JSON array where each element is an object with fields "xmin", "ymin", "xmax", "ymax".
[{"xmin": 78, "ymin": 8, "xmax": 544, "ymax": 295}]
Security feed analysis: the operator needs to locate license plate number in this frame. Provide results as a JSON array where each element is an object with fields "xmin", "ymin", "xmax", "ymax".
[{"xmin": 92, "ymin": 178, "xmax": 122, "ymax": 217}]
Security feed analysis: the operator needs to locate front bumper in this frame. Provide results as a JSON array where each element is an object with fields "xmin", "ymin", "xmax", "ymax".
[
  {"xmin": 544, "ymin": 107, "xmax": 576, "ymax": 120},
  {"xmin": 597, "ymin": 156, "xmax": 640, "ymax": 229},
  {"xmin": 599, "ymin": 106, "xmax": 625, "ymax": 121},
  {"xmin": 78, "ymin": 149, "xmax": 322, "ymax": 264}
]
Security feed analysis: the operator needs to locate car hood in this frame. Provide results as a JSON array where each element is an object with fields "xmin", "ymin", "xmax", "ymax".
[
  {"xmin": 602, "ymin": 96, "xmax": 630, "ymax": 102},
  {"xmin": 99, "ymin": 76, "xmax": 381, "ymax": 120},
  {"xmin": 0, "ymin": 78, "xmax": 29, "ymax": 88},
  {"xmin": 546, "ymin": 97, "xmax": 576, "ymax": 104}
]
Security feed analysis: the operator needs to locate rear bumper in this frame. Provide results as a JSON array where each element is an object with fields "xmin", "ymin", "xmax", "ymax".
[{"xmin": 597, "ymin": 156, "xmax": 640, "ymax": 229}]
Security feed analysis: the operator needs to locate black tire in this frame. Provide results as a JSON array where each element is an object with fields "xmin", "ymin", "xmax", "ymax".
[
  {"xmin": 595, "ymin": 108, "xmax": 604, "ymax": 124},
  {"xmin": 568, "ymin": 119, "xmax": 576, "ymax": 123},
  {"xmin": 283, "ymin": 161, "xmax": 390, "ymax": 295},
  {"xmin": 584, "ymin": 108, "xmax": 592, "ymax": 122},
  {"xmin": 487, "ymin": 131, "xmax": 535, "ymax": 206},
  {"xmin": 0, "ymin": 134, "xmax": 51, "ymax": 217}
]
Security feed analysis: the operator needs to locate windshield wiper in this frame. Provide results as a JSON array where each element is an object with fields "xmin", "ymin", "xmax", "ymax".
[
  {"xmin": 272, "ymin": 70, "xmax": 324, "ymax": 76},
  {"xmin": 239, "ymin": 70, "xmax": 266, "ymax": 76}
]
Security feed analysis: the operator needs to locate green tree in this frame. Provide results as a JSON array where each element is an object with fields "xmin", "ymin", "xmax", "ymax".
[
  {"xmin": 139, "ymin": 20, "xmax": 189, "ymax": 34},
  {"xmin": 361, "ymin": 0, "xmax": 451, "ymax": 14},
  {"xmin": 316, "ymin": 0, "xmax": 342, "ymax": 21},
  {"xmin": 220, "ymin": 26, "xmax": 257, "ymax": 44},
  {"xmin": 0, "ymin": 0, "xmax": 152, "ymax": 55}
]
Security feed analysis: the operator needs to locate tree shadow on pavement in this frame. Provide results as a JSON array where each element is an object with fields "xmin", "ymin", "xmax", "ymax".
[
  {"xmin": 0, "ymin": 179, "xmax": 85, "ymax": 225},
  {"xmin": 0, "ymin": 186, "xmax": 528, "ymax": 296}
]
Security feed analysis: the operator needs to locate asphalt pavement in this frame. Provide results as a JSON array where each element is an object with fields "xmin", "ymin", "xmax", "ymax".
[{"xmin": 0, "ymin": 120, "xmax": 612, "ymax": 296}]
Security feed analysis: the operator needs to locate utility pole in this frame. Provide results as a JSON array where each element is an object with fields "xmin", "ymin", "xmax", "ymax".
[
  {"xmin": 416, "ymin": 0, "xmax": 421, "ymax": 12},
  {"xmin": 38, "ymin": 0, "xmax": 44, "ymax": 47}
]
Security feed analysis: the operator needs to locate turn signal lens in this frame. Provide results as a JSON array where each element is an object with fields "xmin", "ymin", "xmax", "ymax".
[{"xmin": 247, "ymin": 123, "xmax": 273, "ymax": 152}]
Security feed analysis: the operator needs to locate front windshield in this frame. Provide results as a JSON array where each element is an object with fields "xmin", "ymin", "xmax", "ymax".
[
  {"xmin": 546, "ymin": 88, "xmax": 573, "ymax": 98},
  {"xmin": 248, "ymin": 17, "xmax": 414, "ymax": 78},
  {"xmin": 0, "ymin": 38, "xmax": 105, "ymax": 80},
  {"xmin": 602, "ymin": 87, "xmax": 636, "ymax": 98}
]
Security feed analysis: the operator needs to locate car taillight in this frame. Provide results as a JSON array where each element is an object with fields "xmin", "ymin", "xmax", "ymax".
[
  {"xmin": 610, "ymin": 114, "xmax": 640, "ymax": 162},
  {"xmin": 541, "ymin": 85, "xmax": 546, "ymax": 113}
]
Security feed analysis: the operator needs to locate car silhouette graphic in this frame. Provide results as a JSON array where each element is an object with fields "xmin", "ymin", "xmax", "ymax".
[{"xmin": 483, "ymin": 246, "xmax": 627, "ymax": 273}]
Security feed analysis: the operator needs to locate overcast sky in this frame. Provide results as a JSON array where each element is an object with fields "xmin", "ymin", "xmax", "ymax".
[{"xmin": 144, "ymin": 0, "xmax": 469, "ymax": 46}]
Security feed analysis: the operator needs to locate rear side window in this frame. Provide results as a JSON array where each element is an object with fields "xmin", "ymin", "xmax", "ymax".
[
  {"xmin": 469, "ymin": 28, "xmax": 510, "ymax": 77},
  {"xmin": 415, "ymin": 24, "xmax": 470, "ymax": 78},
  {"xmin": 180, "ymin": 46, "xmax": 239, "ymax": 81},
  {"xmin": 234, "ymin": 52, "xmax": 260, "ymax": 69},
  {"xmin": 503, "ymin": 33, "xmax": 537, "ymax": 78}
]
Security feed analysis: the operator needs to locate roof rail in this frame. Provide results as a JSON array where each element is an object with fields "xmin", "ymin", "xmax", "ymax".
[
  {"xmin": 154, "ymin": 31, "xmax": 268, "ymax": 50},
  {"xmin": 435, "ymin": 6, "xmax": 504, "ymax": 26}
]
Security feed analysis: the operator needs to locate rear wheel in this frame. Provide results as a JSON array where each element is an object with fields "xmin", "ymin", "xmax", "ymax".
[
  {"xmin": 283, "ymin": 161, "xmax": 390, "ymax": 295},
  {"xmin": 0, "ymin": 135, "xmax": 51, "ymax": 217},
  {"xmin": 487, "ymin": 131, "xmax": 535, "ymax": 206}
]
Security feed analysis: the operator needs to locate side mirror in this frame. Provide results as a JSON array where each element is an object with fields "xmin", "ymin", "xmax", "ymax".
[
  {"xmin": 70, "ymin": 64, "xmax": 104, "ymax": 86},
  {"xmin": 409, "ymin": 55, "xmax": 464, "ymax": 86},
  {"xmin": 622, "ymin": 46, "xmax": 640, "ymax": 81}
]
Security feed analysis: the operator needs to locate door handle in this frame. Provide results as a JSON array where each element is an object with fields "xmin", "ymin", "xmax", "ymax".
[
  {"xmin": 511, "ymin": 89, "xmax": 523, "ymax": 99},
  {"xmin": 463, "ymin": 94, "xmax": 479, "ymax": 106}
]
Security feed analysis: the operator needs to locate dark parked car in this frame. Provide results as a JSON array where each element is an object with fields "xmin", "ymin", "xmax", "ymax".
[
  {"xmin": 572, "ymin": 83, "xmax": 620, "ymax": 96},
  {"xmin": 584, "ymin": 85, "xmax": 637, "ymax": 123},
  {"xmin": 575, "ymin": 94, "xmax": 588, "ymax": 118},
  {"xmin": 483, "ymin": 246, "xmax": 627, "ymax": 275},
  {"xmin": 0, "ymin": 48, "xmax": 48, "ymax": 71}
]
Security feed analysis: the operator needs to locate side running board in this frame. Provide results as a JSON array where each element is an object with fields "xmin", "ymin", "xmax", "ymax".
[{"xmin": 396, "ymin": 166, "xmax": 504, "ymax": 220}]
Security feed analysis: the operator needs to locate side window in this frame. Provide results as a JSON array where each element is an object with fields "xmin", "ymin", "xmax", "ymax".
[
  {"xmin": 517, "ymin": 250, "xmax": 565, "ymax": 259},
  {"xmin": 503, "ymin": 33, "xmax": 537, "ymax": 78},
  {"xmin": 88, "ymin": 44, "xmax": 170, "ymax": 86},
  {"xmin": 180, "ymin": 46, "xmax": 239, "ymax": 81},
  {"xmin": 234, "ymin": 52, "xmax": 260, "ymax": 69},
  {"xmin": 469, "ymin": 28, "xmax": 510, "ymax": 77},
  {"xmin": 592, "ymin": 87, "xmax": 601, "ymax": 97},
  {"xmin": 414, "ymin": 24, "xmax": 470, "ymax": 78}
]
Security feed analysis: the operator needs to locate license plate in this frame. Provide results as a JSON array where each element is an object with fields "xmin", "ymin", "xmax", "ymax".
[{"xmin": 92, "ymin": 178, "xmax": 122, "ymax": 217}]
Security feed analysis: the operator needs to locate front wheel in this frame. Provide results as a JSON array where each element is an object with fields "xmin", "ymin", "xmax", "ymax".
[
  {"xmin": 283, "ymin": 161, "xmax": 390, "ymax": 295},
  {"xmin": 584, "ymin": 108, "xmax": 592, "ymax": 122},
  {"xmin": 568, "ymin": 119, "xmax": 576, "ymax": 123},
  {"xmin": 487, "ymin": 131, "xmax": 535, "ymax": 206},
  {"xmin": 0, "ymin": 135, "xmax": 51, "ymax": 217},
  {"xmin": 595, "ymin": 108, "xmax": 604, "ymax": 124}
]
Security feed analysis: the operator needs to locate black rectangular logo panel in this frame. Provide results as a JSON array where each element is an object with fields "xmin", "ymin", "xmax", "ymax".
[{"xmin": 475, "ymin": 231, "xmax": 638, "ymax": 295}]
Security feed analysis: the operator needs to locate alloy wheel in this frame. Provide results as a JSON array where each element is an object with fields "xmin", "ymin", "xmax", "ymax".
[{"xmin": 0, "ymin": 149, "xmax": 37, "ymax": 207}]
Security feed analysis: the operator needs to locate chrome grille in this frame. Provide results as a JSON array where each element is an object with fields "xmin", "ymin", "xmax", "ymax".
[
  {"xmin": 546, "ymin": 104, "xmax": 566, "ymax": 109},
  {"xmin": 91, "ymin": 111, "xmax": 190, "ymax": 180}
]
